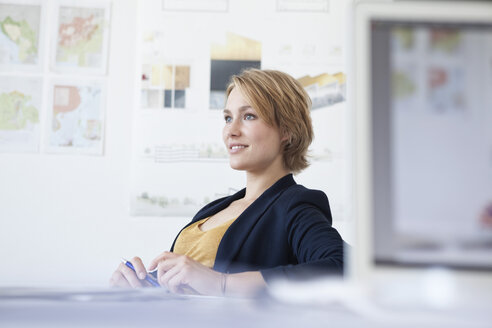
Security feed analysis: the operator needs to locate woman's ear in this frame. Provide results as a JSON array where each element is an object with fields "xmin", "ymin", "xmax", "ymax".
[{"xmin": 281, "ymin": 130, "xmax": 291, "ymax": 144}]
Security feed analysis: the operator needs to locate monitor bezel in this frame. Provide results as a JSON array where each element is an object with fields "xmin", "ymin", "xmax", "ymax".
[{"xmin": 352, "ymin": 0, "xmax": 492, "ymax": 278}]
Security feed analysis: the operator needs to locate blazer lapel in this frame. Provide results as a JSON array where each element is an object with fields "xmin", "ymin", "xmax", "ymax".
[
  {"xmin": 214, "ymin": 174, "xmax": 296, "ymax": 272},
  {"xmin": 169, "ymin": 189, "xmax": 246, "ymax": 252},
  {"xmin": 191, "ymin": 189, "xmax": 246, "ymax": 223}
]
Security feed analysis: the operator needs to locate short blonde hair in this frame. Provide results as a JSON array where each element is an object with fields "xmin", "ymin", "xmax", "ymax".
[{"xmin": 226, "ymin": 69, "xmax": 313, "ymax": 174}]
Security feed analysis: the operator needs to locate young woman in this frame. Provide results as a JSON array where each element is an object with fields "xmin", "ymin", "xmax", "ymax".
[{"xmin": 110, "ymin": 69, "xmax": 345, "ymax": 297}]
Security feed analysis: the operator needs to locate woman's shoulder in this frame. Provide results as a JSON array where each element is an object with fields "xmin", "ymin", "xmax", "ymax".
[
  {"xmin": 278, "ymin": 183, "xmax": 331, "ymax": 217},
  {"xmin": 282, "ymin": 183, "xmax": 329, "ymax": 203}
]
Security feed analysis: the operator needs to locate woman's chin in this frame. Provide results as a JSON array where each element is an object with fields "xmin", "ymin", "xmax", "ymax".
[{"xmin": 229, "ymin": 162, "xmax": 247, "ymax": 171}]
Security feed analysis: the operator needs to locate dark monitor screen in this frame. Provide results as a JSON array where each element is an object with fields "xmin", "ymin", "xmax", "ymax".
[{"xmin": 370, "ymin": 20, "xmax": 492, "ymax": 269}]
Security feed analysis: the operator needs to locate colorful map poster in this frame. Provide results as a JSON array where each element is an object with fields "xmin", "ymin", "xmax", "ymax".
[
  {"xmin": 52, "ymin": 0, "xmax": 111, "ymax": 75},
  {"xmin": 0, "ymin": 1, "xmax": 43, "ymax": 71},
  {"xmin": 0, "ymin": 75, "xmax": 42, "ymax": 152},
  {"xmin": 46, "ymin": 79, "xmax": 106, "ymax": 155}
]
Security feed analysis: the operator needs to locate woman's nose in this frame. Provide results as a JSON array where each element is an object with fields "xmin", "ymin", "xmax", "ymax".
[{"xmin": 226, "ymin": 118, "xmax": 241, "ymax": 137}]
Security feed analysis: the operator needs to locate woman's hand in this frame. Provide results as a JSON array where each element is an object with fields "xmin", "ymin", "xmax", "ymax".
[
  {"xmin": 148, "ymin": 252, "xmax": 223, "ymax": 295},
  {"xmin": 109, "ymin": 256, "xmax": 151, "ymax": 288}
]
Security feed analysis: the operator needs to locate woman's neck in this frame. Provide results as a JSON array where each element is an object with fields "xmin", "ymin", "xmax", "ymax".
[{"xmin": 243, "ymin": 165, "xmax": 290, "ymax": 203}]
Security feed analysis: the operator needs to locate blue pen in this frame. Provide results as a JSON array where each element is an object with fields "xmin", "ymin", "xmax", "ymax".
[{"xmin": 121, "ymin": 258, "xmax": 160, "ymax": 287}]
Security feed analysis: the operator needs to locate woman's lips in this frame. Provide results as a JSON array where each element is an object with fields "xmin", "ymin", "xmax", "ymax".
[{"xmin": 229, "ymin": 144, "xmax": 248, "ymax": 153}]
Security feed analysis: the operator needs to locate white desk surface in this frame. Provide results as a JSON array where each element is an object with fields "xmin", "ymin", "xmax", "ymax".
[
  {"xmin": 0, "ymin": 287, "xmax": 365, "ymax": 328},
  {"xmin": 1, "ymin": 272, "xmax": 491, "ymax": 328}
]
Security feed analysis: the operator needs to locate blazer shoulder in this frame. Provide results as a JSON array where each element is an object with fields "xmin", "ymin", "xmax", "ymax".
[
  {"xmin": 280, "ymin": 184, "xmax": 329, "ymax": 204},
  {"xmin": 279, "ymin": 184, "xmax": 331, "ymax": 218}
]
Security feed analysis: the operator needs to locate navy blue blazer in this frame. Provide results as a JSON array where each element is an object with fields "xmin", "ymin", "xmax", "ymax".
[{"xmin": 170, "ymin": 174, "xmax": 345, "ymax": 283}]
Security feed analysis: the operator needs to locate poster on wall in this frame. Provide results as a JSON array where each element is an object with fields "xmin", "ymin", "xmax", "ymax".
[
  {"xmin": 132, "ymin": 0, "xmax": 350, "ymax": 221},
  {"xmin": 0, "ymin": 0, "xmax": 45, "ymax": 72},
  {"xmin": 298, "ymin": 72, "xmax": 346, "ymax": 110},
  {"xmin": 162, "ymin": 0, "xmax": 229, "ymax": 12},
  {"xmin": 139, "ymin": 27, "xmax": 199, "ymax": 110},
  {"xmin": 0, "ymin": 75, "xmax": 42, "ymax": 153},
  {"xmin": 51, "ymin": 0, "xmax": 111, "ymax": 75},
  {"xmin": 131, "ymin": 110, "xmax": 242, "ymax": 216},
  {"xmin": 45, "ymin": 79, "xmax": 106, "ymax": 155},
  {"xmin": 209, "ymin": 32, "xmax": 261, "ymax": 109},
  {"xmin": 140, "ymin": 62, "xmax": 191, "ymax": 109}
]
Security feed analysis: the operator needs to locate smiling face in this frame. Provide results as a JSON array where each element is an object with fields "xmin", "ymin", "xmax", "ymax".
[{"xmin": 223, "ymin": 87, "xmax": 286, "ymax": 175}]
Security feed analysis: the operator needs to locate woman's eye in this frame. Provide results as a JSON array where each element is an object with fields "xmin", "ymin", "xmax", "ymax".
[
  {"xmin": 224, "ymin": 116, "xmax": 232, "ymax": 123},
  {"xmin": 244, "ymin": 114, "xmax": 256, "ymax": 120}
]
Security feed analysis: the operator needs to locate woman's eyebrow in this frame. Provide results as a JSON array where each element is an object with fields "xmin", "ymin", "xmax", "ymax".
[{"xmin": 223, "ymin": 106, "xmax": 252, "ymax": 114}]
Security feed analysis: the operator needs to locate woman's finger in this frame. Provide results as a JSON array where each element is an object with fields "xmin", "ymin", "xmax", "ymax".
[
  {"xmin": 110, "ymin": 270, "xmax": 130, "ymax": 288},
  {"xmin": 158, "ymin": 264, "xmax": 181, "ymax": 291},
  {"xmin": 148, "ymin": 251, "xmax": 175, "ymax": 271},
  {"xmin": 156, "ymin": 256, "xmax": 183, "ymax": 274},
  {"xmin": 118, "ymin": 262, "xmax": 143, "ymax": 288},
  {"xmin": 130, "ymin": 256, "xmax": 147, "ymax": 280},
  {"xmin": 166, "ymin": 270, "xmax": 187, "ymax": 294}
]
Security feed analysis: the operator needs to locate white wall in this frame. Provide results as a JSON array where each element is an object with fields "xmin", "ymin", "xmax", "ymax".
[
  {"xmin": 0, "ymin": 0, "xmax": 189, "ymax": 287},
  {"xmin": 0, "ymin": 0, "xmax": 352, "ymax": 287}
]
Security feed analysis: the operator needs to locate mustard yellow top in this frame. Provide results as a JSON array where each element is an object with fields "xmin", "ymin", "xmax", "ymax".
[{"xmin": 173, "ymin": 217, "xmax": 236, "ymax": 268}]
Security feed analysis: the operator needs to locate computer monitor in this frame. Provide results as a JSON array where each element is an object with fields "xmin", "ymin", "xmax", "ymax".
[{"xmin": 353, "ymin": 1, "xmax": 492, "ymax": 274}]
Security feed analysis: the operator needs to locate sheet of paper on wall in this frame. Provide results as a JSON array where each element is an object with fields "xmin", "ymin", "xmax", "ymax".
[
  {"xmin": 130, "ymin": 110, "xmax": 244, "ymax": 217},
  {"xmin": 51, "ymin": 0, "xmax": 111, "ymax": 75},
  {"xmin": 132, "ymin": 0, "xmax": 351, "ymax": 222},
  {"xmin": 209, "ymin": 32, "xmax": 262, "ymax": 109},
  {"xmin": 0, "ymin": 0, "xmax": 45, "ymax": 73},
  {"xmin": 0, "ymin": 76, "xmax": 42, "ymax": 153},
  {"xmin": 276, "ymin": 0, "xmax": 330, "ymax": 12},
  {"xmin": 45, "ymin": 79, "xmax": 106, "ymax": 155},
  {"xmin": 258, "ymin": 0, "xmax": 349, "ymax": 223},
  {"xmin": 162, "ymin": 0, "xmax": 229, "ymax": 12}
]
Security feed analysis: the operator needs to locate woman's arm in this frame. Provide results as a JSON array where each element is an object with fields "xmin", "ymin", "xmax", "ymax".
[
  {"xmin": 260, "ymin": 188, "xmax": 345, "ymax": 282},
  {"xmin": 224, "ymin": 271, "xmax": 267, "ymax": 297},
  {"xmin": 148, "ymin": 251, "xmax": 266, "ymax": 297}
]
